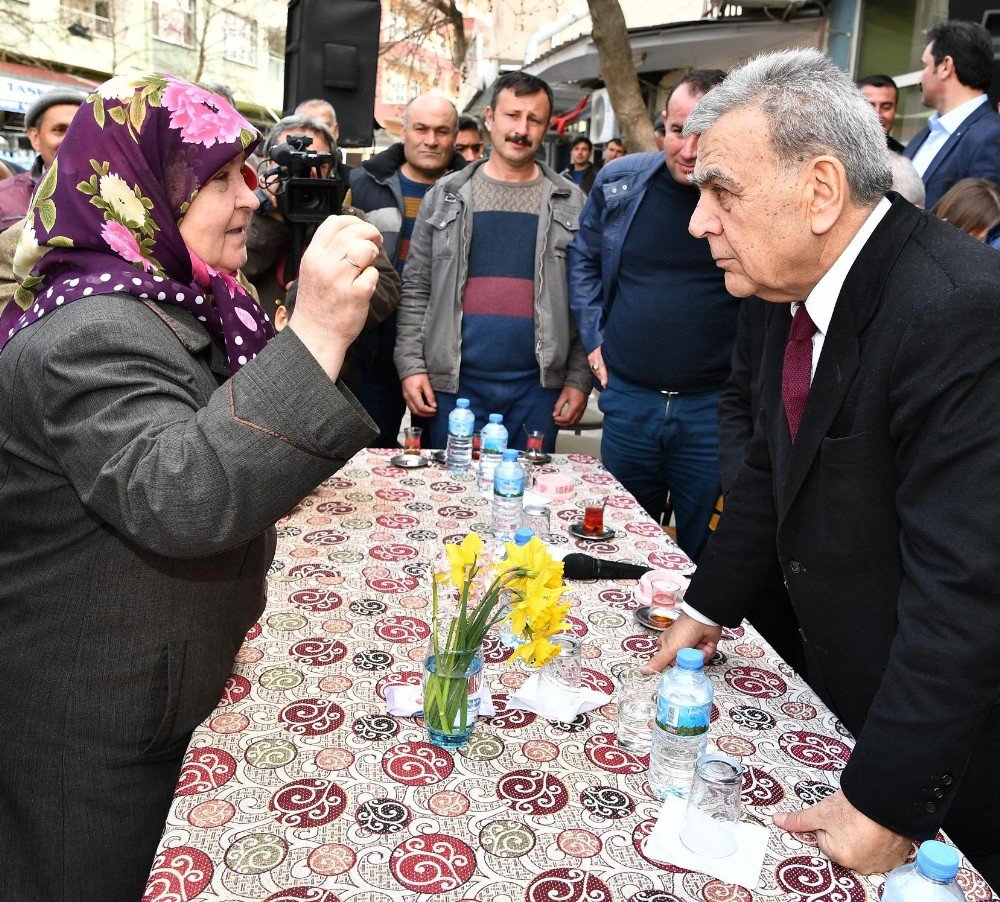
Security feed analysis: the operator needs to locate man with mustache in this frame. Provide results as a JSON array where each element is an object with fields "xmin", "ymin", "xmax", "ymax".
[{"xmin": 395, "ymin": 71, "xmax": 590, "ymax": 452}]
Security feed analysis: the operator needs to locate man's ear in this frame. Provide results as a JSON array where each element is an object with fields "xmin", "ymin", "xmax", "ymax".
[
  {"xmin": 274, "ymin": 304, "xmax": 289, "ymax": 332},
  {"xmin": 805, "ymin": 157, "xmax": 848, "ymax": 235},
  {"xmin": 26, "ymin": 127, "xmax": 41, "ymax": 155}
]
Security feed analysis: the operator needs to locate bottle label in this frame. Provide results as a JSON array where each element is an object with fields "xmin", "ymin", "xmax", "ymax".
[
  {"xmin": 494, "ymin": 476, "xmax": 524, "ymax": 497},
  {"xmin": 657, "ymin": 698, "xmax": 710, "ymax": 736}
]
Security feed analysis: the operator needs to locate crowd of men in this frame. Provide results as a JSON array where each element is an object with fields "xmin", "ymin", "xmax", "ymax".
[{"xmin": 2, "ymin": 18, "xmax": 1000, "ymax": 884}]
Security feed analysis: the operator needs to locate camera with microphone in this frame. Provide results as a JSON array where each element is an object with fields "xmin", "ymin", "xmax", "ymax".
[{"xmin": 264, "ymin": 133, "xmax": 343, "ymax": 223}]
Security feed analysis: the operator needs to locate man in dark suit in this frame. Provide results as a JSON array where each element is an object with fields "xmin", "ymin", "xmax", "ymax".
[
  {"xmin": 904, "ymin": 19, "xmax": 1000, "ymax": 208},
  {"xmin": 647, "ymin": 48, "xmax": 1000, "ymax": 885}
]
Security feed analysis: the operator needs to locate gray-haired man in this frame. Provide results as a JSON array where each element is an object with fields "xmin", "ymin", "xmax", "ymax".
[{"xmin": 647, "ymin": 48, "xmax": 1000, "ymax": 884}]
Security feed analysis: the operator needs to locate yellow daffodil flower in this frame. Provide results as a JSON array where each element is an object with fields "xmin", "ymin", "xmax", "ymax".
[{"xmin": 443, "ymin": 532, "xmax": 483, "ymax": 589}]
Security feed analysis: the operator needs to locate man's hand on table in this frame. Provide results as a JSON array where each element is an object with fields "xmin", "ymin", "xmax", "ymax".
[
  {"xmin": 773, "ymin": 790, "xmax": 911, "ymax": 874},
  {"xmin": 640, "ymin": 613, "xmax": 722, "ymax": 674}
]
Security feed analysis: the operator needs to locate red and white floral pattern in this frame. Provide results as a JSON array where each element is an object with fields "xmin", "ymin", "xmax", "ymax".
[{"xmin": 145, "ymin": 452, "xmax": 992, "ymax": 902}]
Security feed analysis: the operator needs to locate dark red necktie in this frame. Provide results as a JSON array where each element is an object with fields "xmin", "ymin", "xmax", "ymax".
[{"xmin": 782, "ymin": 305, "xmax": 817, "ymax": 444}]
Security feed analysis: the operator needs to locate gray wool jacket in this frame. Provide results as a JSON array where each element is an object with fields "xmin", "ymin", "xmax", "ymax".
[
  {"xmin": 394, "ymin": 158, "xmax": 592, "ymax": 395},
  {"xmin": 0, "ymin": 293, "xmax": 375, "ymax": 898}
]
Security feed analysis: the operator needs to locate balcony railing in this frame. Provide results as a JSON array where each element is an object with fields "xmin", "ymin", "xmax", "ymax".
[{"xmin": 59, "ymin": 4, "xmax": 112, "ymax": 39}]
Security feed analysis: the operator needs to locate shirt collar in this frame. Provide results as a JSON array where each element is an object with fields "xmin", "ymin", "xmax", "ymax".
[
  {"xmin": 798, "ymin": 197, "xmax": 892, "ymax": 335},
  {"xmin": 928, "ymin": 93, "xmax": 988, "ymax": 136}
]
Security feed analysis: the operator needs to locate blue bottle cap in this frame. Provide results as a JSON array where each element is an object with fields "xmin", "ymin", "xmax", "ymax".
[
  {"xmin": 915, "ymin": 840, "xmax": 959, "ymax": 881},
  {"xmin": 502, "ymin": 448, "xmax": 519, "ymax": 461},
  {"xmin": 676, "ymin": 648, "xmax": 705, "ymax": 671},
  {"xmin": 514, "ymin": 528, "xmax": 534, "ymax": 545},
  {"xmin": 456, "ymin": 398, "xmax": 470, "ymax": 408},
  {"xmin": 489, "ymin": 413, "xmax": 503, "ymax": 423}
]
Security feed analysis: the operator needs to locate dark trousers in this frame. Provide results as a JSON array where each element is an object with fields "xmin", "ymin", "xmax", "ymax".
[{"xmin": 357, "ymin": 312, "xmax": 406, "ymax": 448}]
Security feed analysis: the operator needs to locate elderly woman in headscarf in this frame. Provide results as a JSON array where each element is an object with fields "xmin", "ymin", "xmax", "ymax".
[{"xmin": 0, "ymin": 73, "xmax": 381, "ymax": 901}]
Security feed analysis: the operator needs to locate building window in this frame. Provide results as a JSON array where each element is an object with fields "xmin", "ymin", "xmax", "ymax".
[
  {"xmin": 382, "ymin": 68, "xmax": 410, "ymax": 106},
  {"xmin": 266, "ymin": 24, "xmax": 284, "ymax": 82},
  {"xmin": 60, "ymin": 1, "xmax": 113, "ymax": 38},
  {"xmin": 152, "ymin": 0, "xmax": 194, "ymax": 46},
  {"xmin": 224, "ymin": 12, "xmax": 258, "ymax": 67}
]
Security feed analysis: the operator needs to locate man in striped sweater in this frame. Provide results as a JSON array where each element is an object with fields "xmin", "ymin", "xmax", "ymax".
[{"xmin": 395, "ymin": 72, "xmax": 590, "ymax": 453}]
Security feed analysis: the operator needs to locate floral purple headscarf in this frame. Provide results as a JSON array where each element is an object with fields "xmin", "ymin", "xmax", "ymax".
[{"xmin": 0, "ymin": 72, "xmax": 274, "ymax": 372}]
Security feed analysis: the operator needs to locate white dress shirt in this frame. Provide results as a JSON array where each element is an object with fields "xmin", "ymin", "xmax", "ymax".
[
  {"xmin": 910, "ymin": 94, "xmax": 989, "ymax": 177},
  {"xmin": 682, "ymin": 198, "xmax": 892, "ymax": 628}
]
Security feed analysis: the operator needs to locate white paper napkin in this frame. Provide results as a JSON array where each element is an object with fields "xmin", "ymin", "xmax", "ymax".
[
  {"xmin": 506, "ymin": 671, "xmax": 608, "ymax": 722},
  {"xmin": 384, "ymin": 682, "xmax": 496, "ymax": 718},
  {"xmin": 643, "ymin": 795, "xmax": 770, "ymax": 889}
]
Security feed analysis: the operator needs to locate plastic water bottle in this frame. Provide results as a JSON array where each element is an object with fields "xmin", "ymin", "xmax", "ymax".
[
  {"xmin": 446, "ymin": 398, "xmax": 475, "ymax": 473},
  {"xmin": 883, "ymin": 842, "xmax": 967, "ymax": 902},
  {"xmin": 499, "ymin": 528, "xmax": 534, "ymax": 648},
  {"xmin": 648, "ymin": 648, "xmax": 714, "ymax": 799},
  {"xmin": 477, "ymin": 413, "xmax": 508, "ymax": 494},
  {"xmin": 492, "ymin": 449, "xmax": 524, "ymax": 540}
]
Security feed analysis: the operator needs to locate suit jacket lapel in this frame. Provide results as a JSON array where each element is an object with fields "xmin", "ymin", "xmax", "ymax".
[
  {"xmin": 776, "ymin": 195, "xmax": 921, "ymax": 520},
  {"xmin": 922, "ymin": 103, "xmax": 990, "ymax": 184}
]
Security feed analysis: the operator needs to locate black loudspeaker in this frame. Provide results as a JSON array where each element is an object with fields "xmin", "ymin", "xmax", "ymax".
[{"xmin": 284, "ymin": 0, "xmax": 382, "ymax": 148}]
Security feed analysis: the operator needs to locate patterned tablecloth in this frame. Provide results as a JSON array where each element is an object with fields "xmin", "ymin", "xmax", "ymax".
[{"xmin": 144, "ymin": 450, "xmax": 997, "ymax": 902}]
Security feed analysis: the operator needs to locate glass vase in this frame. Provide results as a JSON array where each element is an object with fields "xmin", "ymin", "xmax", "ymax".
[{"xmin": 423, "ymin": 637, "xmax": 484, "ymax": 749}]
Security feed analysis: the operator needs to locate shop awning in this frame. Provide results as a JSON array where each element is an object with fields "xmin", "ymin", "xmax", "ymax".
[
  {"xmin": 0, "ymin": 61, "xmax": 101, "ymax": 115},
  {"xmin": 524, "ymin": 14, "xmax": 827, "ymax": 84}
]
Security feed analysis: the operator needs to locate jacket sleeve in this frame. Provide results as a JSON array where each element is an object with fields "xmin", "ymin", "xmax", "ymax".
[
  {"xmin": 393, "ymin": 187, "xmax": 437, "ymax": 379},
  {"xmin": 717, "ymin": 299, "xmax": 757, "ymax": 494},
  {"xmin": 564, "ymin": 329, "xmax": 594, "ymax": 395},
  {"xmin": 35, "ymin": 297, "xmax": 377, "ymax": 559},
  {"xmin": 839, "ymin": 280, "xmax": 1000, "ymax": 840},
  {"xmin": 962, "ymin": 120, "xmax": 1000, "ymax": 187},
  {"xmin": 567, "ymin": 183, "xmax": 608, "ymax": 354}
]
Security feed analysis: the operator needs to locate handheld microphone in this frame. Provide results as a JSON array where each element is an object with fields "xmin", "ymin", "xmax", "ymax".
[{"xmin": 562, "ymin": 552, "xmax": 653, "ymax": 581}]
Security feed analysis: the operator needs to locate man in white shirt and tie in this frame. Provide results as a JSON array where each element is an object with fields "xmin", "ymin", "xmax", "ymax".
[
  {"xmin": 646, "ymin": 47, "xmax": 1000, "ymax": 887},
  {"xmin": 904, "ymin": 19, "xmax": 1000, "ymax": 208}
]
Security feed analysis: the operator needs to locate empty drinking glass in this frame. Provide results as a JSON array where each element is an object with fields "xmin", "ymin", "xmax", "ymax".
[
  {"xmin": 679, "ymin": 754, "xmax": 744, "ymax": 858},
  {"xmin": 523, "ymin": 503, "xmax": 551, "ymax": 539},
  {"xmin": 539, "ymin": 634, "xmax": 582, "ymax": 697},
  {"xmin": 616, "ymin": 666, "xmax": 658, "ymax": 754}
]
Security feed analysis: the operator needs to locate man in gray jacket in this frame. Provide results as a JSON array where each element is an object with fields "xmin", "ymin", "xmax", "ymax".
[{"xmin": 395, "ymin": 72, "xmax": 590, "ymax": 451}]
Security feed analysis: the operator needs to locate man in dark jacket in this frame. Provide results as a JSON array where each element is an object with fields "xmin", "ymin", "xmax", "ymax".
[
  {"xmin": 560, "ymin": 135, "xmax": 597, "ymax": 194},
  {"xmin": 649, "ymin": 47, "xmax": 1000, "ymax": 886},
  {"xmin": 244, "ymin": 116, "xmax": 401, "ymax": 395},
  {"xmin": 350, "ymin": 94, "xmax": 465, "ymax": 446}
]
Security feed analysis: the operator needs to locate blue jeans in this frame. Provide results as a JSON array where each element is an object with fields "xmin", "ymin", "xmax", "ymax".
[
  {"xmin": 599, "ymin": 372, "xmax": 721, "ymax": 559},
  {"xmin": 429, "ymin": 377, "xmax": 560, "ymax": 452}
]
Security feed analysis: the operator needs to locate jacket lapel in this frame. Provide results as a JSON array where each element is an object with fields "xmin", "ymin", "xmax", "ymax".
[
  {"xmin": 903, "ymin": 126, "xmax": 929, "ymax": 160},
  {"xmin": 776, "ymin": 196, "xmax": 921, "ymax": 520},
  {"xmin": 921, "ymin": 103, "xmax": 990, "ymax": 184}
]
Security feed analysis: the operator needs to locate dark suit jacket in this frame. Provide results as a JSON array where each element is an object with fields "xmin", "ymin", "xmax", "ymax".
[
  {"xmin": 904, "ymin": 100, "xmax": 1000, "ymax": 208},
  {"xmin": 688, "ymin": 194, "xmax": 1000, "ymax": 859},
  {"xmin": 0, "ymin": 295, "xmax": 376, "ymax": 900}
]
